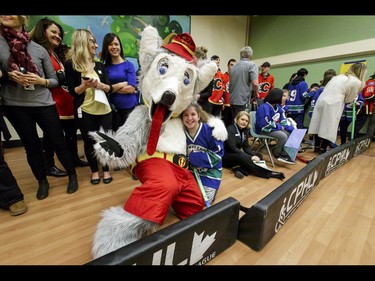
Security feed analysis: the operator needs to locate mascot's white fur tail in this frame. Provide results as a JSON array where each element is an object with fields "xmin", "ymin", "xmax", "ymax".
[
  {"xmin": 90, "ymin": 25, "xmax": 218, "ymax": 260},
  {"xmin": 92, "ymin": 207, "xmax": 158, "ymax": 259}
]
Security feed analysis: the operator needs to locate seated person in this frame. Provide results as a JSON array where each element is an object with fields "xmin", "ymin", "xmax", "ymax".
[
  {"xmin": 255, "ymin": 88, "xmax": 296, "ymax": 165},
  {"xmin": 222, "ymin": 111, "xmax": 285, "ymax": 180}
]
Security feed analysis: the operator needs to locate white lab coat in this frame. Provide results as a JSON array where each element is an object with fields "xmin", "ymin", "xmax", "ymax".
[{"xmin": 308, "ymin": 74, "xmax": 362, "ymax": 143}]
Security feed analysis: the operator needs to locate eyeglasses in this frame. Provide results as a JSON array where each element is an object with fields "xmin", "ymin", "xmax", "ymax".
[{"xmin": 89, "ymin": 38, "xmax": 97, "ymax": 44}]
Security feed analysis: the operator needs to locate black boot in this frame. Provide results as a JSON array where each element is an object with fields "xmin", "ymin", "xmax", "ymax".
[
  {"xmin": 67, "ymin": 174, "xmax": 78, "ymax": 194},
  {"xmin": 37, "ymin": 179, "xmax": 50, "ymax": 200},
  {"xmin": 46, "ymin": 166, "xmax": 68, "ymax": 177},
  {"xmin": 269, "ymin": 171, "xmax": 285, "ymax": 180}
]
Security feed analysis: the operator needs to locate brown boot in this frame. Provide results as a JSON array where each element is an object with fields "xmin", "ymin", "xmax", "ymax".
[{"xmin": 9, "ymin": 200, "xmax": 28, "ymax": 216}]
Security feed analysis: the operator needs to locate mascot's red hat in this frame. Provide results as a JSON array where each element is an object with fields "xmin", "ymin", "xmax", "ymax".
[{"xmin": 162, "ymin": 32, "xmax": 196, "ymax": 62}]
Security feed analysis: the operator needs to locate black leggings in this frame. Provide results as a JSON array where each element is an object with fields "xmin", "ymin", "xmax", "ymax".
[
  {"xmin": 112, "ymin": 107, "xmax": 134, "ymax": 132},
  {"xmin": 43, "ymin": 118, "xmax": 80, "ymax": 168},
  {"xmin": 3, "ymin": 105, "xmax": 76, "ymax": 181},
  {"xmin": 77, "ymin": 110, "xmax": 112, "ymax": 173},
  {"xmin": 0, "ymin": 149, "xmax": 24, "ymax": 209}
]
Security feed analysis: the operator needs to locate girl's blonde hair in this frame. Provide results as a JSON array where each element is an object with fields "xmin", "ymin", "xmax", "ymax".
[
  {"xmin": 346, "ymin": 62, "xmax": 368, "ymax": 87},
  {"xmin": 181, "ymin": 102, "xmax": 210, "ymax": 123},
  {"xmin": 18, "ymin": 16, "xmax": 29, "ymax": 30},
  {"xmin": 234, "ymin": 111, "xmax": 250, "ymax": 129},
  {"xmin": 194, "ymin": 46, "xmax": 208, "ymax": 60},
  {"xmin": 66, "ymin": 29, "xmax": 94, "ymax": 73}
]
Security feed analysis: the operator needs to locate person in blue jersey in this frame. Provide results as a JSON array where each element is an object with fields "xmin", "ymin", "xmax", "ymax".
[
  {"xmin": 223, "ymin": 111, "xmax": 285, "ymax": 180},
  {"xmin": 100, "ymin": 33, "xmax": 137, "ymax": 132},
  {"xmin": 182, "ymin": 102, "xmax": 227, "ymax": 205},
  {"xmin": 339, "ymin": 92, "xmax": 365, "ymax": 145},
  {"xmin": 286, "ymin": 68, "xmax": 310, "ymax": 129},
  {"xmin": 255, "ymin": 88, "xmax": 296, "ymax": 165},
  {"xmin": 308, "ymin": 69, "xmax": 337, "ymax": 119}
]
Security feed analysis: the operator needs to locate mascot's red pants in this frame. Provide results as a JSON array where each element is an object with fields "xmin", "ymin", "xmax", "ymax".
[{"xmin": 125, "ymin": 158, "xmax": 205, "ymax": 225}]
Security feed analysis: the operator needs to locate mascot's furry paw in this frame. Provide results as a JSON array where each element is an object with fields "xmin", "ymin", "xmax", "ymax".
[
  {"xmin": 89, "ymin": 129, "xmax": 130, "ymax": 169},
  {"xmin": 96, "ymin": 132, "xmax": 124, "ymax": 157},
  {"xmin": 92, "ymin": 206, "xmax": 159, "ymax": 259},
  {"xmin": 207, "ymin": 116, "xmax": 228, "ymax": 141}
]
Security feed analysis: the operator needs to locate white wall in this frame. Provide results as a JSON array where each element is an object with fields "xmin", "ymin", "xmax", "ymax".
[
  {"xmin": 191, "ymin": 16, "xmax": 250, "ymax": 72},
  {"xmin": 2, "ymin": 113, "xmax": 27, "ymax": 142}
]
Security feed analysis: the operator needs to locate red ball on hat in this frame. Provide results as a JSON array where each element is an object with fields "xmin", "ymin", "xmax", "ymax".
[{"xmin": 162, "ymin": 32, "xmax": 196, "ymax": 62}]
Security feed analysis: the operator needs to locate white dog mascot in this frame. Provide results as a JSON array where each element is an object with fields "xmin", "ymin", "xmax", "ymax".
[{"xmin": 89, "ymin": 25, "xmax": 227, "ymax": 259}]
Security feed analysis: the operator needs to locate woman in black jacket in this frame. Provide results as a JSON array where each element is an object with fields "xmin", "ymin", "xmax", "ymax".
[
  {"xmin": 65, "ymin": 29, "xmax": 113, "ymax": 185},
  {"xmin": 222, "ymin": 111, "xmax": 285, "ymax": 180}
]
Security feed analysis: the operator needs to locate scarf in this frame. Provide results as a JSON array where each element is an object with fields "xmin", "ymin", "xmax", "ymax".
[{"xmin": 0, "ymin": 24, "xmax": 40, "ymax": 75}]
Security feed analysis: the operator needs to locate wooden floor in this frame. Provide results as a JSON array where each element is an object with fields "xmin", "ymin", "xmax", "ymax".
[{"xmin": 1, "ymin": 139, "xmax": 375, "ymax": 265}]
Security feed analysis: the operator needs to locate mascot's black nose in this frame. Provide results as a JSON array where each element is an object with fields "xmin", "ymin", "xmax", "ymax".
[{"xmin": 160, "ymin": 91, "xmax": 176, "ymax": 106}]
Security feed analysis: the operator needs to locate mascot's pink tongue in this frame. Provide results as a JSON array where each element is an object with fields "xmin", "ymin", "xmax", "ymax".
[{"xmin": 147, "ymin": 104, "xmax": 167, "ymax": 155}]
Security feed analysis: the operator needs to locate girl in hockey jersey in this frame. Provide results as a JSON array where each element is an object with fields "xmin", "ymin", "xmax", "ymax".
[
  {"xmin": 286, "ymin": 68, "xmax": 310, "ymax": 129},
  {"xmin": 255, "ymin": 88, "xmax": 296, "ymax": 165},
  {"xmin": 339, "ymin": 92, "xmax": 365, "ymax": 144},
  {"xmin": 182, "ymin": 102, "xmax": 226, "ymax": 205}
]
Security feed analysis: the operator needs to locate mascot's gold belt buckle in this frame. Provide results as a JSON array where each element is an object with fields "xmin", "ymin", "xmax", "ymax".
[{"xmin": 173, "ymin": 154, "xmax": 188, "ymax": 168}]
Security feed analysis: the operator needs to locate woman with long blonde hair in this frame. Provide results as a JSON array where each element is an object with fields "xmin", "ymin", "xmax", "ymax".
[
  {"xmin": 65, "ymin": 29, "xmax": 114, "ymax": 185},
  {"xmin": 308, "ymin": 62, "xmax": 367, "ymax": 151}
]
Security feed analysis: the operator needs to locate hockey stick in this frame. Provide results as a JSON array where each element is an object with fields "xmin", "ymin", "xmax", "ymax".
[
  {"xmin": 296, "ymin": 154, "xmax": 314, "ymax": 164},
  {"xmin": 351, "ymin": 100, "xmax": 357, "ymax": 141},
  {"xmin": 192, "ymin": 167, "xmax": 211, "ymax": 208}
]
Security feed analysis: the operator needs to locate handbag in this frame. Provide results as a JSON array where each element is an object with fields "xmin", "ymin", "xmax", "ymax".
[{"xmin": 56, "ymin": 70, "xmax": 67, "ymax": 87}]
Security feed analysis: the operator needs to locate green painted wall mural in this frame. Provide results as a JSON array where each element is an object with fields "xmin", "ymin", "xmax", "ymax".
[{"xmin": 27, "ymin": 15, "xmax": 190, "ymax": 70}]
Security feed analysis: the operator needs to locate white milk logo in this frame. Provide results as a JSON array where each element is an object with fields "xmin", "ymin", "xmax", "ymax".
[
  {"xmin": 140, "ymin": 231, "xmax": 217, "ymax": 265},
  {"xmin": 275, "ymin": 170, "xmax": 319, "ymax": 232},
  {"xmin": 354, "ymin": 138, "xmax": 371, "ymax": 157},
  {"xmin": 325, "ymin": 148, "xmax": 350, "ymax": 176}
]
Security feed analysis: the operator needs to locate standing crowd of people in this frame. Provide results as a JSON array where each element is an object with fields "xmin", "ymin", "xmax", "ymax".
[
  {"xmin": 0, "ymin": 15, "xmax": 374, "ymax": 218},
  {"xmin": 192, "ymin": 41, "xmax": 372, "ymax": 179},
  {"xmin": 0, "ymin": 16, "xmax": 139, "ymax": 215}
]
